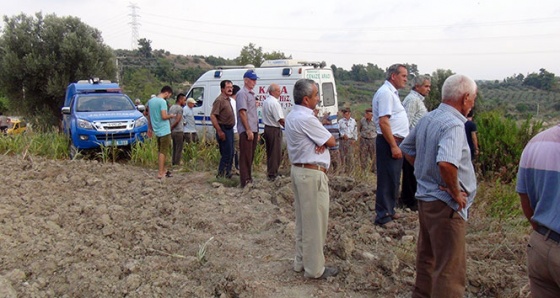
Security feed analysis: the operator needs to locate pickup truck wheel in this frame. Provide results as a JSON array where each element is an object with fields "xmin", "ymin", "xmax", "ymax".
[{"xmin": 69, "ymin": 141, "xmax": 79, "ymax": 159}]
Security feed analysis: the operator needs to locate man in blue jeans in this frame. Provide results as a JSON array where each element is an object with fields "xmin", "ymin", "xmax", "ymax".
[{"xmin": 210, "ymin": 80, "xmax": 235, "ymax": 178}]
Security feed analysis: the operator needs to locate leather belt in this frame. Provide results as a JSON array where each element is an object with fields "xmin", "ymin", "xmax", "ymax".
[
  {"xmin": 393, "ymin": 136, "xmax": 404, "ymax": 143},
  {"xmin": 293, "ymin": 163, "xmax": 327, "ymax": 174},
  {"xmin": 536, "ymin": 225, "xmax": 560, "ymax": 243}
]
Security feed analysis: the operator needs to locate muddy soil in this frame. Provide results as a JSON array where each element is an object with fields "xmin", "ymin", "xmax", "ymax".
[{"xmin": 0, "ymin": 154, "xmax": 530, "ymax": 297}]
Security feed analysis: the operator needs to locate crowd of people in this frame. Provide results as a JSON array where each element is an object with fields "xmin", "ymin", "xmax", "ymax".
[{"xmin": 142, "ymin": 66, "xmax": 558, "ymax": 295}]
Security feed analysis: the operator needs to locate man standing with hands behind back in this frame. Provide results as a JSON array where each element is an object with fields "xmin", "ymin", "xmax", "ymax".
[
  {"xmin": 262, "ymin": 83, "xmax": 285, "ymax": 181},
  {"xmin": 210, "ymin": 80, "xmax": 236, "ymax": 179},
  {"xmin": 372, "ymin": 64, "xmax": 410, "ymax": 228},
  {"xmin": 400, "ymin": 74, "xmax": 478, "ymax": 297},
  {"xmin": 237, "ymin": 70, "xmax": 260, "ymax": 187},
  {"xmin": 148, "ymin": 86, "xmax": 176, "ymax": 179},
  {"xmin": 286, "ymin": 78, "xmax": 339, "ymax": 280}
]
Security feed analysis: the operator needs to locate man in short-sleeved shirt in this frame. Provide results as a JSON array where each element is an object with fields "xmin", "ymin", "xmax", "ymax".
[
  {"xmin": 183, "ymin": 97, "xmax": 198, "ymax": 144},
  {"xmin": 371, "ymin": 64, "xmax": 410, "ymax": 227},
  {"xmin": 400, "ymin": 74, "xmax": 477, "ymax": 297},
  {"xmin": 237, "ymin": 70, "xmax": 260, "ymax": 187},
  {"xmin": 210, "ymin": 80, "xmax": 236, "ymax": 178},
  {"xmin": 286, "ymin": 78, "xmax": 338, "ymax": 280},
  {"xmin": 517, "ymin": 124, "xmax": 560, "ymax": 297},
  {"xmin": 262, "ymin": 83, "xmax": 285, "ymax": 180},
  {"xmin": 148, "ymin": 86, "xmax": 176, "ymax": 179},
  {"xmin": 169, "ymin": 94, "xmax": 186, "ymax": 166}
]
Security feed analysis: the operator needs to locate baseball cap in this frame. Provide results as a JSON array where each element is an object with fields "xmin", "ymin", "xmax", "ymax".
[
  {"xmin": 187, "ymin": 98, "xmax": 196, "ymax": 104},
  {"xmin": 243, "ymin": 70, "xmax": 259, "ymax": 80}
]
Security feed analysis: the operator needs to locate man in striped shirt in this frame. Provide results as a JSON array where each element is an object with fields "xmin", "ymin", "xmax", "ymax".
[
  {"xmin": 517, "ymin": 124, "xmax": 560, "ymax": 297},
  {"xmin": 400, "ymin": 74, "xmax": 477, "ymax": 297}
]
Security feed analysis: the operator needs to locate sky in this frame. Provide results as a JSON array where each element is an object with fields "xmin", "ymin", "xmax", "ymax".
[{"xmin": 3, "ymin": 0, "xmax": 560, "ymax": 80}]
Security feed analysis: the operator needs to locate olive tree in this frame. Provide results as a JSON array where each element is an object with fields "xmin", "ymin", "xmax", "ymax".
[{"xmin": 0, "ymin": 12, "xmax": 116, "ymax": 130}]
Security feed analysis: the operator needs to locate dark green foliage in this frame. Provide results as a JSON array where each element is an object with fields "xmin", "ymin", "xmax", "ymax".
[
  {"xmin": 523, "ymin": 68, "xmax": 557, "ymax": 91},
  {"xmin": 424, "ymin": 69, "xmax": 455, "ymax": 111},
  {"xmin": 0, "ymin": 13, "xmax": 116, "ymax": 130},
  {"xmin": 476, "ymin": 111, "xmax": 543, "ymax": 182}
]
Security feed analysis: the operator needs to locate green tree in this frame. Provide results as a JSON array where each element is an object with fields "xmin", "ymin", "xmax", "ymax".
[
  {"xmin": 0, "ymin": 13, "xmax": 116, "ymax": 129},
  {"xmin": 424, "ymin": 69, "xmax": 455, "ymax": 111},
  {"xmin": 137, "ymin": 38, "xmax": 152, "ymax": 58},
  {"xmin": 236, "ymin": 43, "xmax": 264, "ymax": 67},
  {"xmin": 523, "ymin": 68, "xmax": 556, "ymax": 91},
  {"xmin": 122, "ymin": 68, "xmax": 162, "ymax": 101},
  {"xmin": 403, "ymin": 63, "xmax": 419, "ymax": 77},
  {"xmin": 263, "ymin": 50, "xmax": 291, "ymax": 61}
]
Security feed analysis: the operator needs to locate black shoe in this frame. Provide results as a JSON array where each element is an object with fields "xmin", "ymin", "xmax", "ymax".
[
  {"xmin": 165, "ymin": 170, "xmax": 173, "ymax": 178},
  {"xmin": 319, "ymin": 266, "xmax": 339, "ymax": 279}
]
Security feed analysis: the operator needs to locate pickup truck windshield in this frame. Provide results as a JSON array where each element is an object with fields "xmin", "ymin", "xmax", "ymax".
[{"xmin": 76, "ymin": 95, "xmax": 136, "ymax": 112}]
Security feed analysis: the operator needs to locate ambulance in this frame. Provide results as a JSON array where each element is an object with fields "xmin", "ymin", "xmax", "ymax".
[{"xmin": 184, "ymin": 59, "xmax": 338, "ymax": 138}]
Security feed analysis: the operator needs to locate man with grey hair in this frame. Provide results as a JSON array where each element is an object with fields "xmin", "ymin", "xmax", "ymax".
[
  {"xmin": 371, "ymin": 64, "xmax": 410, "ymax": 228},
  {"xmin": 400, "ymin": 74, "xmax": 477, "ymax": 297},
  {"xmin": 285, "ymin": 78, "xmax": 338, "ymax": 280},
  {"xmin": 262, "ymin": 83, "xmax": 285, "ymax": 180},
  {"xmin": 400, "ymin": 75, "xmax": 431, "ymax": 211}
]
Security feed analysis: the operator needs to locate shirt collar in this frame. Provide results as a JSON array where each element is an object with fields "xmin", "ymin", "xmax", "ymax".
[
  {"xmin": 410, "ymin": 90, "xmax": 425, "ymax": 100},
  {"xmin": 384, "ymin": 80, "xmax": 398, "ymax": 95},
  {"xmin": 439, "ymin": 103, "xmax": 467, "ymax": 123}
]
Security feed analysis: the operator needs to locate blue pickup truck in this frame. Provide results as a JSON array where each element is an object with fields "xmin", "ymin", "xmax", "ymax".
[{"xmin": 61, "ymin": 78, "xmax": 148, "ymax": 158}]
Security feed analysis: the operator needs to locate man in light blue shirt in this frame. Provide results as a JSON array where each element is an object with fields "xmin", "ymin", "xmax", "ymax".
[
  {"xmin": 148, "ymin": 86, "xmax": 176, "ymax": 179},
  {"xmin": 400, "ymin": 74, "xmax": 477, "ymax": 297},
  {"xmin": 517, "ymin": 124, "xmax": 560, "ymax": 297}
]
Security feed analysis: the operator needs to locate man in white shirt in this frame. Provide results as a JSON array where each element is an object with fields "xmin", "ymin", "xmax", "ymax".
[
  {"xmin": 372, "ymin": 64, "xmax": 410, "ymax": 228},
  {"xmin": 182, "ymin": 97, "xmax": 199, "ymax": 144},
  {"xmin": 262, "ymin": 83, "xmax": 285, "ymax": 180},
  {"xmin": 338, "ymin": 108, "xmax": 357, "ymax": 172}
]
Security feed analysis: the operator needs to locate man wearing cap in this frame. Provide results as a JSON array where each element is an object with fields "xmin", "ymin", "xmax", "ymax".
[
  {"xmin": 358, "ymin": 108, "xmax": 377, "ymax": 172},
  {"xmin": 183, "ymin": 97, "xmax": 199, "ymax": 144},
  {"xmin": 237, "ymin": 69, "xmax": 260, "ymax": 187},
  {"xmin": 372, "ymin": 64, "xmax": 409, "ymax": 228},
  {"xmin": 286, "ymin": 78, "xmax": 339, "ymax": 280},
  {"xmin": 262, "ymin": 83, "xmax": 285, "ymax": 180},
  {"xmin": 400, "ymin": 75, "xmax": 431, "ymax": 211},
  {"xmin": 210, "ymin": 80, "xmax": 236, "ymax": 178},
  {"xmin": 338, "ymin": 108, "xmax": 357, "ymax": 173},
  {"xmin": 169, "ymin": 93, "xmax": 186, "ymax": 166},
  {"xmin": 517, "ymin": 123, "xmax": 560, "ymax": 297}
]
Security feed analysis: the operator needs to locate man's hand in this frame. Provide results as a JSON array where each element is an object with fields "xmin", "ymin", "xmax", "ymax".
[
  {"xmin": 217, "ymin": 130, "xmax": 225, "ymax": 141},
  {"xmin": 315, "ymin": 145, "xmax": 326, "ymax": 154},
  {"xmin": 247, "ymin": 130, "xmax": 254, "ymax": 141},
  {"xmin": 439, "ymin": 185, "xmax": 467, "ymax": 211},
  {"xmin": 391, "ymin": 146, "xmax": 403, "ymax": 159}
]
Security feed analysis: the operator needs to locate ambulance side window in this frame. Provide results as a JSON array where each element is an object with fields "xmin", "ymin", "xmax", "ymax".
[
  {"xmin": 187, "ymin": 87, "xmax": 204, "ymax": 108},
  {"xmin": 322, "ymin": 83, "xmax": 335, "ymax": 107}
]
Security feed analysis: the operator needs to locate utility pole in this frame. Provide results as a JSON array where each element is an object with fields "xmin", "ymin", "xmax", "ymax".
[
  {"xmin": 116, "ymin": 56, "xmax": 126, "ymax": 84},
  {"xmin": 128, "ymin": 3, "xmax": 140, "ymax": 50}
]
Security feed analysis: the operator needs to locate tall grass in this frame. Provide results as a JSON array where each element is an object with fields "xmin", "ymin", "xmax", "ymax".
[{"xmin": 0, "ymin": 131, "xmax": 68, "ymax": 159}]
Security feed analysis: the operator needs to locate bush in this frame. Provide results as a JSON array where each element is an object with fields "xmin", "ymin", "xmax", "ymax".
[{"xmin": 476, "ymin": 111, "xmax": 543, "ymax": 182}]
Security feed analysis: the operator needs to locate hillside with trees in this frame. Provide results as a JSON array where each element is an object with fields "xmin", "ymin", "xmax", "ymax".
[{"xmin": 0, "ymin": 12, "xmax": 559, "ymax": 129}]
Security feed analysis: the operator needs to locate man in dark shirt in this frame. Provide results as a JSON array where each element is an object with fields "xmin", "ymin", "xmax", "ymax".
[{"xmin": 210, "ymin": 80, "xmax": 236, "ymax": 178}]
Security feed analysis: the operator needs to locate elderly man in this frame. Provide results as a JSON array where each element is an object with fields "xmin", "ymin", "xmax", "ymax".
[
  {"xmin": 338, "ymin": 108, "xmax": 357, "ymax": 173},
  {"xmin": 262, "ymin": 83, "xmax": 285, "ymax": 180},
  {"xmin": 400, "ymin": 75, "xmax": 431, "ymax": 211},
  {"xmin": 286, "ymin": 78, "xmax": 338, "ymax": 280},
  {"xmin": 517, "ymin": 123, "xmax": 560, "ymax": 297},
  {"xmin": 400, "ymin": 74, "xmax": 477, "ymax": 297},
  {"xmin": 183, "ymin": 97, "xmax": 199, "ymax": 144},
  {"xmin": 237, "ymin": 70, "xmax": 259, "ymax": 187},
  {"xmin": 372, "ymin": 64, "xmax": 410, "ymax": 227}
]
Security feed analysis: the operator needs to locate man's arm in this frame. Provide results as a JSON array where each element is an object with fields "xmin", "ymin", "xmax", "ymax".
[
  {"xmin": 379, "ymin": 115, "xmax": 402, "ymax": 159},
  {"xmin": 160, "ymin": 109, "xmax": 175, "ymax": 121},
  {"xmin": 210, "ymin": 114, "xmax": 225, "ymax": 141},
  {"xmin": 404, "ymin": 153, "xmax": 415, "ymax": 166},
  {"xmin": 170, "ymin": 112, "xmax": 182, "ymax": 130},
  {"xmin": 438, "ymin": 161, "xmax": 467, "ymax": 211},
  {"xmin": 519, "ymin": 193, "xmax": 537, "ymax": 230},
  {"xmin": 471, "ymin": 131, "xmax": 479, "ymax": 156}
]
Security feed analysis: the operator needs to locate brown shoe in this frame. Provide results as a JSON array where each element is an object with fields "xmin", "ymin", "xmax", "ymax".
[
  {"xmin": 381, "ymin": 221, "xmax": 397, "ymax": 229},
  {"xmin": 319, "ymin": 266, "xmax": 339, "ymax": 279},
  {"xmin": 391, "ymin": 213, "xmax": 403, "ymax": 220}
]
